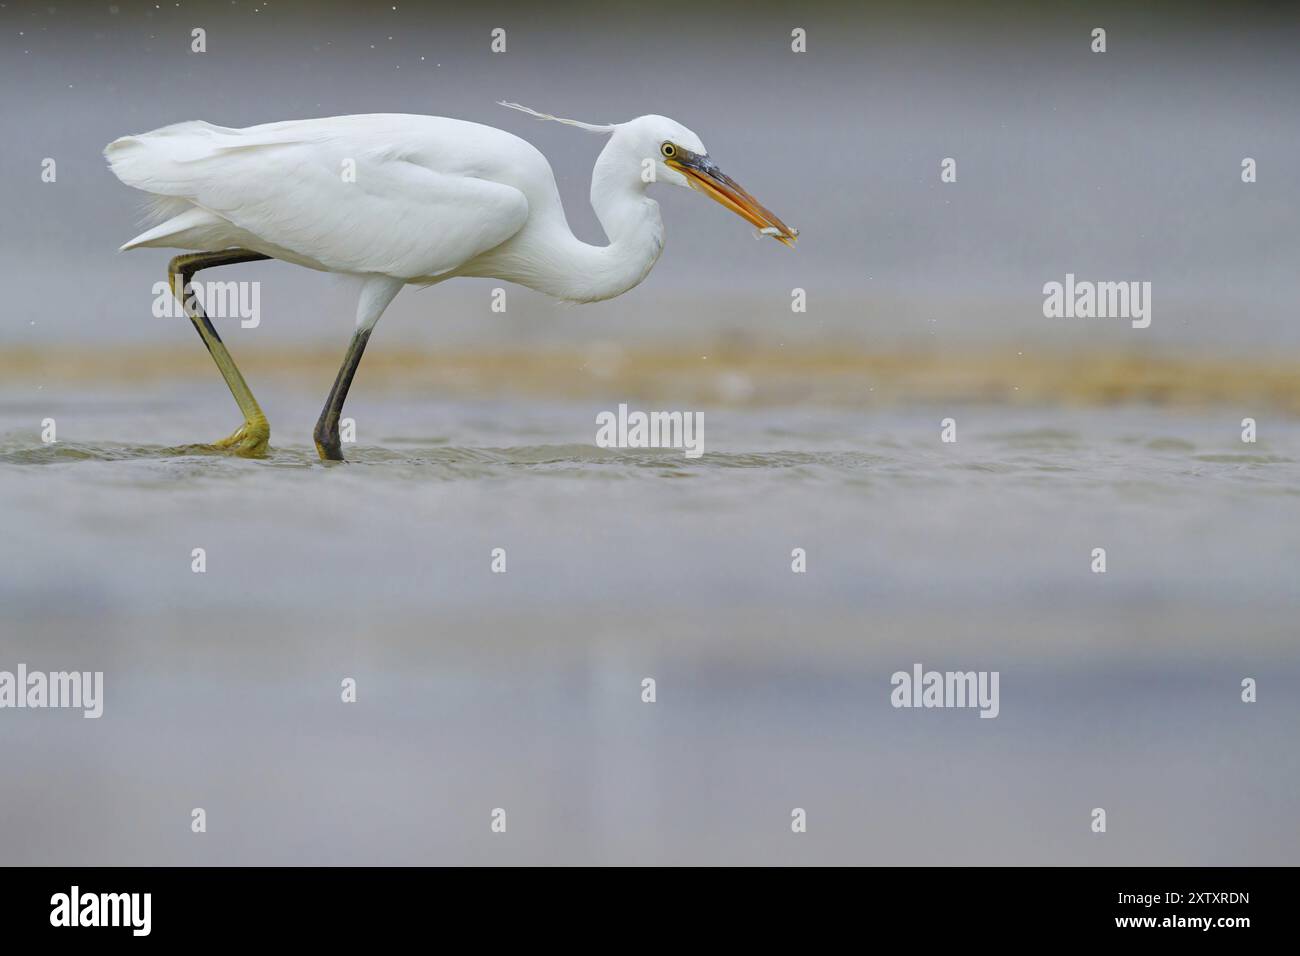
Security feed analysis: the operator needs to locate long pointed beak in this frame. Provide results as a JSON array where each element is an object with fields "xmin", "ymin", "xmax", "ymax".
[{"xmin": 667, "ymin": 151, "xmax": 798, "ymax": 247}]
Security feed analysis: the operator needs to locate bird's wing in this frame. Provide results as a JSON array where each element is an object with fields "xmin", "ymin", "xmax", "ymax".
[{"xmin": 106, "ymin": 118, "xmax": 531, "ymax": 279}]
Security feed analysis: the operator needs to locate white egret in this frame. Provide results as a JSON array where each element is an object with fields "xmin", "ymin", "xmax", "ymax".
[{"xmin": 104, "ymin": 103, "xmax": 797, "ymax": 461}]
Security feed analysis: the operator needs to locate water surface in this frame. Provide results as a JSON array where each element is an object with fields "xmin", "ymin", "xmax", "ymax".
[{"xmin": 1, "ymin": 388, "xmax": 1296, "ymax": 864}]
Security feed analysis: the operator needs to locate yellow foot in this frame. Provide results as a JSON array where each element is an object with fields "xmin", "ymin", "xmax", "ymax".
[{"xmin": 208, "ymin": 418, "xmax": 270, "ymax": 457}]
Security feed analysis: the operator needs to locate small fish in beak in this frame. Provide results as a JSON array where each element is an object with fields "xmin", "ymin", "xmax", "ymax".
[{"xmin": 666, "ymin": 148, "xmax": 798, "ymax": 247}]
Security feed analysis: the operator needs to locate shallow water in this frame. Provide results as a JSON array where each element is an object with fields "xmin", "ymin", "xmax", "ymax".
[{"xmin": 1, "ymin": 388, "xmax": 1297, "ymax": 864}]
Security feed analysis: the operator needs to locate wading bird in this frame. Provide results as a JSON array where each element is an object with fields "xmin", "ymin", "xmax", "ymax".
[{"xmin": 105, "ymin": 104, "xmax": 797, "ymax": 461}]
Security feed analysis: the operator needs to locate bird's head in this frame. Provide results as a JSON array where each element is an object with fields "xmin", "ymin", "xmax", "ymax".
[{"xmin": 499, "ymin": 103, "xmax": 798, "ymax": 247}]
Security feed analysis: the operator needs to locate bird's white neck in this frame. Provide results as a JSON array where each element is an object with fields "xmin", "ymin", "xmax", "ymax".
[{"xmin": 510, "ymin": 137, "xmax": 665, "ymax": 304}]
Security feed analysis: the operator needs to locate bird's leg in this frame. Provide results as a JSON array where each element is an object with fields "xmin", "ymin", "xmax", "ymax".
[
  {"xmin": 313, "ymin": 328, "xmax": 371, "ymax": 462},
  {"xmin": 167, "ymin": 249, "xmax": 272, "ymax": 457},
  {"xmin": 312, "ymin": 276, "xmax": 403, "ymax": 463}
]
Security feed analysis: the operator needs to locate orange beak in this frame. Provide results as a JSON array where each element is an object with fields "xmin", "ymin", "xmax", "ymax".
[{"xmin": 667, "ymin": 150, "xmax": 798, "ymax": 247}]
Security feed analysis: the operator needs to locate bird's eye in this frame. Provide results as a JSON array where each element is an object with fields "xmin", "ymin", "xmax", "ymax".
[{"xmin": 661, "ymin": 142, "xmax": 676, "ymax": 158}]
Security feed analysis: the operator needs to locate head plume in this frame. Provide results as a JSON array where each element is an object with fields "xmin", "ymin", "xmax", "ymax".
[{"xmin": 497, "ymin": 101, "xmax": 616, "ymax": 134}]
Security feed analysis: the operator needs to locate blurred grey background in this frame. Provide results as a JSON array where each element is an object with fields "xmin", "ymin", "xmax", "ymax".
[{"xmin": 1, "ymin": 0, "xmax": 1298, "ymax": 352}]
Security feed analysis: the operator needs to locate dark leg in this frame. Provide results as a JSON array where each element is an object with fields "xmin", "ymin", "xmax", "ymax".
[
  {"xmin": 167, "ymin": 249, "xmax": 272, "ymax": 456},
  {"xmin": 313, "ymin": 327, "xmax": 372, "ymax": 462}
]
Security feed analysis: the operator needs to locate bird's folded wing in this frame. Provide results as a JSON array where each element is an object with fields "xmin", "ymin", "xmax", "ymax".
[{"xmin": 106, "ymin": 121, "xmax": 530, "ymax": 279}]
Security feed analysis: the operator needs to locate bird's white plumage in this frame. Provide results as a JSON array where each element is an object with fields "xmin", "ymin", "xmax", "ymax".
[
  {"xmin": 105, "ymin": 109, "xmax": 771, "ymax": 304},
  {"xmin": 107, "ymin": 114, "xmax": 538, "ymax": 281}
]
